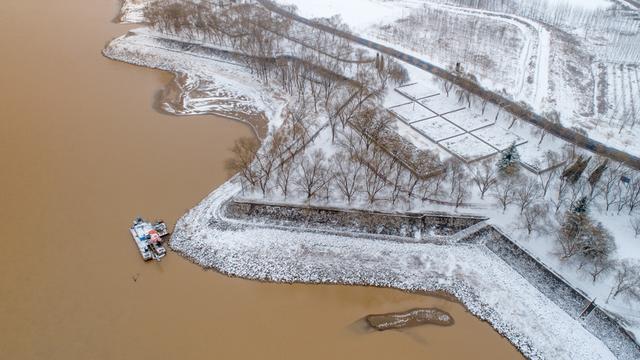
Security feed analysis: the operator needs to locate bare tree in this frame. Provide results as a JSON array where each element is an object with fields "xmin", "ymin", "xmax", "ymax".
[
  {"xmin": 472, "ymin": 158, "xmax": 498, "ymax": 199},
  {"xmin": 452, "ymin": 177, "xmax": 470, "ymax": 211},
  {"xmin": 447, "ymin": 158, "xmax": 467, "ymax": 196},
  {"xmin": 275, "ymin": 153, "xmax": 296, "ymax": 199},
  {"xmin": 519, "ymin": 203, "xmax": 547, "ymax": 236},
  {"xmin": 615, "ymin": 180, "xmax": 629, "ymax": 215},
  {"xmin": 418, "ymin": 171, "xmax": 446, "ymax": 202},
  {"xmin": 492, "ymin": 177, "xmax": 516, "ymax": 213},
  {"xmin": 361, "ymin": 147, "xmax": 391, "ymax": 204},
  {"xmin": 598, "ymin": 164, "xmax": 625, "ymax": 212},
  {"xmin": 225, "ymin": 137, "xmax": 261, "ymax": 193},
  {"xmin": 583, "ymin": 256, "xmax": 615, "ymax": 283},
  {"xmin": 567, "ymin": 178, "xmax": 589, "ymax": 211},
  {"xmin": 538, "ymin": 151, "xmax": 561, "ymax": 197},
  {"xmin": 607, "ymin": 260, "xmax": 640, "ymax": 302},
  {"xmin": 551, "ymin": 177, "xmax": 571, "ymax": 214},
  {"xmin": 332, "ymin": 150, "xmax": 363, "ymax": 204},
  {"xmin": 625, "ymin": 176, "xmax": 640, "ymax": 214},
  {"xmin": 320, "ymin": 72, "xmax": 342, "ymax": 109},
  {"xmin": 289, "ymin": 99, "xmax": 311, "ymax": 125},
  {"xmin": 515, "ymin": 176, "xmax": 542, "ymax": 214},
  {"xmin": 538, "ymin": 111, "xmax": 560, "ymax": 145},
  {"xmin": 295, "ymin": 149, "xmax": 331, "ymax": 201},
  {"xmin": 404, "ymin": 169, "xmax": 422, "ymax": 202},
  {"xmin": 252, "ymin": 138, "xmax": 281, "ymax": 197},
  {"xmin": 389, "ymin": 159, "xmax": 408, "ymax": 205},
  {"xmin": 441, "ymin": 80, "xmax": 454, "ymax": 97},
  {"xmin": 631, "ymin": 217, "xmax": 640, "ymax": 238}
]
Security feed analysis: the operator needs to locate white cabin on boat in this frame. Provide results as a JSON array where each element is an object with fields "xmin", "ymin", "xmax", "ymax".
[{"xmin": 129, "ymin": 218, "xmax": 170, "ymax": 261}]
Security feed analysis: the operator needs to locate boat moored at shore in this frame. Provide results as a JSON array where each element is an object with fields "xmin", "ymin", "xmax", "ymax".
[{"xmin": 129, "ymin": 218, "xmax": 170, "ymax": 261}]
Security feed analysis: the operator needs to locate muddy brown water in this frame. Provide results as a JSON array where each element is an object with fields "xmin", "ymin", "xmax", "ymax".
[{"xmin": 0, "ymin": 1, "xmax": 523, "ymax": 359}]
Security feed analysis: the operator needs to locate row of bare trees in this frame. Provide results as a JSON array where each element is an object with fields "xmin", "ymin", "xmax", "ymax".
[{"xmin": 228, "ymin": 114, "xmax": 447, "ymax": 206}]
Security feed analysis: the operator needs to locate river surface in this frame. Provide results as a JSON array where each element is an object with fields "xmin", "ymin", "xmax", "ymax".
[{"xmin": 0, "ymin": 1, "xmax": 523, "ymax": 359}]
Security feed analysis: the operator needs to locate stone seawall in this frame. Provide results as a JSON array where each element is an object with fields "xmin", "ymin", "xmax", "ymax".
[
  {"xmin": 226, "ymin": 200, "xmax": 486, "ymax": 239},
  {"xmin": 483, "ymin": 227, "xmax": 640, "ymax": 359}
]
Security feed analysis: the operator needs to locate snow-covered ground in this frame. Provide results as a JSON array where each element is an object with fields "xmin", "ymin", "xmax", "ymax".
[{"xmin": 171, "ymin": 180, "xmax": 622, "ymax": 360}]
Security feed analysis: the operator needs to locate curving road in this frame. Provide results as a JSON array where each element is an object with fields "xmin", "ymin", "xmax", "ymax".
[{"xmin": 257, "ymin": 0, "xmax": 640, "ymax": 171}]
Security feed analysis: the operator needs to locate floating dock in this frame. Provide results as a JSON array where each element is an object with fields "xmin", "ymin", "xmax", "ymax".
[{"xmin": 129, "ymin": 218, "xmax": 170, "ymax": 261}]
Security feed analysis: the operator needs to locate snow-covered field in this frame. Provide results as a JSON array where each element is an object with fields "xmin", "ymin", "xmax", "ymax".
[
  {"xmin": 443, "ymin": 109, "xmax": 495, "ymax": 132},
  {"xmin": 386, "ymin": 79, "xmax": 542, "ymax": 166},
  {"xmin": 441, "ymin": 134, "xmax": 497, "ymax": 162},
  {"xmin": 419, "ymin": 95, "xmax": 465, "ymax": 115},
  {"xmin": 413, "ymin": 117, "xmax": 465, "ymax": 142},
  {"xmin": 473, "ymin": 126, "xmax": 527, "ymax": 152}
]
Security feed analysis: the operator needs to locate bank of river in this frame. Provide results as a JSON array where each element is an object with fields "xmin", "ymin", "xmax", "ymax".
[{"xmin": 0, "ymin": 1, "xmax": 522, "ymax": 359}]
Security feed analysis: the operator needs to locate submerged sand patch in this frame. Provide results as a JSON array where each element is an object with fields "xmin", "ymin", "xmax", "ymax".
[{"xmin": 366, "ymin": 308, "xmax": 454, "ymax": 331}]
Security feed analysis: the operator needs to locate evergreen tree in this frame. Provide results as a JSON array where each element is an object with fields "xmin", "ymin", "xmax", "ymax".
[
  {"xmin": 571, "ymin": 196, "xmax": 589, "ymax": 214},
  {"xmin": 497, "ymin": 142, "xmax": 520, "ymax": 175}
]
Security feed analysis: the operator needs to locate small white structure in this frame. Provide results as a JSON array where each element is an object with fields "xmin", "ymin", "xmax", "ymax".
[{"xmin": 129, "ymin": 218, "xmax": 170, "ymax": 261}]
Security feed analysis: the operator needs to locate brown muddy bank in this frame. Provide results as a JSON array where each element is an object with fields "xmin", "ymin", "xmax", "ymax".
[{"xmin": 154, "ymin": 72, "xmax": 269, "ymax": 139}]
